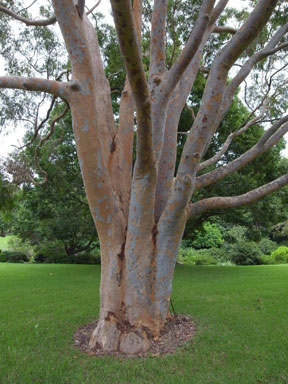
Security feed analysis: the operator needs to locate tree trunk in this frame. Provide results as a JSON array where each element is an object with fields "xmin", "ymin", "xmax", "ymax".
[{"xmin": 89, "ymin": 216, "xmax": 185, "ymax": 353}]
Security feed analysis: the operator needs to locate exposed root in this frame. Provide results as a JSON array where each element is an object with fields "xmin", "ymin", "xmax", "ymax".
[{"xmin": 74, "ymin": 314, "xmax": 196, "ymax": 357}]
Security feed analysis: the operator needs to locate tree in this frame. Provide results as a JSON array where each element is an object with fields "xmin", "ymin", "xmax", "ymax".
[
  {"xmin": 0, "ymin": 0, "xmax": 288, "ymax": 353},
  {"xmin": 7, "ymin": 112, "xmax": 97, "ymax": 258},
  {"xmin": 0, "ymin": 164, "xmax": 16, "ymax": 236}
]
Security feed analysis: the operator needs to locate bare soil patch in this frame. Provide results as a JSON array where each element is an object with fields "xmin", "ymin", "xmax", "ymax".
[{"xmin": 74, "ymin": 314, "xmax": 196, "ymax": 357}]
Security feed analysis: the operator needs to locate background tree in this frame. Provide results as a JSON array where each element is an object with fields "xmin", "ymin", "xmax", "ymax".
[
  {"xmin": 0, "ymin": 0, "xmax": 288, "ymax": 354},
  {"xmin": 6, "ymin": 108, "xmax": 97, "ymax": 259}
]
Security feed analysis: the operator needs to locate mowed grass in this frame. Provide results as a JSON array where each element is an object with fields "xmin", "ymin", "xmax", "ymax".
[{"xmin": 0, "ymin": 264, "xmax": 288, "ymax": 384}]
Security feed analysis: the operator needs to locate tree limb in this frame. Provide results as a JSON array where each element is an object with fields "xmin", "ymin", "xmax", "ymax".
[
  {"xmin": 0, "ymin": 76, "xmax": 69, "ymax": 99},
  {"xmin": 198, "ymin": 98, "xmax": 269, "ymax": 171},
  {"xmin": 0, "ymin": 4, "xmax": 57, "ymax": 26},
  {"xmin": 177, "ymin": 0, "xmax": 278, "ymax": 180},
  {"xmin": 110, "ymin": 0, "xmax": 154, "ymax": 171},
  {"xmin": 32, "ymin": 103, "xmax": 69, "ymax": 185},
  {"xmin": 154, "ymin": 0, "xmax": 230, "ymax": 221},
  {"xmin": 212, "ymin": 25, "xmax": 237, "ymax": 34},
  {"xmin": 187, "ymin": 173, "xmax": 288, "ymax": 219},
  {"xmin": 195, "ymin": 116, "xmax": 288, "ymax": 191},
  {"xmin": 86, "ymin": 0, "xmax": 101, "ymax": 15},
  {"xmin": 149, "ymin": 0, "xmax": 168, "ymax": 79},
  {"xmin": 217, "ymin": 23, "xmax": 288, "ymax": 127}
]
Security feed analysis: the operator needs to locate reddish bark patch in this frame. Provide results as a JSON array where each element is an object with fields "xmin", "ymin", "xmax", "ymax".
[{"xmin": 74, "ymin": 314, "xmax": 196, "ymax": 358}]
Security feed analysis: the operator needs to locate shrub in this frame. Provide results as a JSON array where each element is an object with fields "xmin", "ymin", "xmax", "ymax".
[
  {"xmin": 191, "ymin": 222, "xmax": 223, "ymax": 249},
  {"xmin": 177, "ymin": 247, "xmax": 195, "ymax": 265},
  {"xmin": 271, "ymin": 246, "xmax": 288, "ymax": 264},
  {"xmin": 258, "ymin": 238, "xmax": 278, "ymax": 255},
  {"xmin": 73, "ymin": 249, "xmax": 101, "ymax": 264},
  {"xmin": 180, "ymin": 239, "xmax": 194, "ymax": 249},
  {"xmin": 33, "ymin": 241, "xmax": 67, "ymax": 263},
  {"xmin": 0, "ymin": 252, "xmax": 6, "ymax": 262},
  {"xmin": 270, "ymin": 222, "xmax": 288, "ymax": 243},
  {"xmin": 223, "ymin": 225, "xmax": 247, "ymax": 243},
  {"xmin": 206, "ymin": 247, "xmax": 232, "ymax": 263},
  {"xmin": 246, "ymin": 228, "xmax": 262, "ymax": 242},
  {"xmin": 7, "ymin": 236, "xmax": 32, "ymax": 256},
  {"xmin": 1, "ymin": 251, "xmax": 28, "ymax": 263},
  {"xmin": 260, "ymin": 254, "xmax": 275, "ymax": 265},
  {"xmin": 230, "ymin": 241, "xmax": 262, "ymax": 265},
  {"xmin": 178, "ymin": 247, "xmax": 217, "ymax": 265},
  {"xmin": 34, "ymin": 254, "xmax": 46, "ymax": 263},
  {"xmin": 33, "ymin": 242, "xmax": 101, "ymax": 264},
  {"xmin": 194, "ymin": 254, "xmax": 217, "ymax": 266}
]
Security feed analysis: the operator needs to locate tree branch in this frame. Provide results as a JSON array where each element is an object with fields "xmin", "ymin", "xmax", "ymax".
[
  {"xmin": 212, "ymin": 25, "xmax": 237, "ymax": 34},
  {"xmin": 0, "ymin": 76, "xmax": 69, "ymax": 99},
  {"xmin": 177, "ymin": 0, "xmax": 278, "ymax": 180},
  {"xmin": 149, "ymin": 0, "xmax": 168, "ymax": 79},
  {"xmin": 110, "ymin": 0, "xmax": 154, "ymax": 171},
  {"xmin": 195, "ymin": 116, "xmax": 288, "ymax": 191},
  {"xmin": 32, "ymin": 103, "xmax": 69, "ymax": 185},
  {"xmin": 154, "ymin": 0, "xmax": 230, "ymax": 221},
  {"xmin": 187, "ymin": 173, "xmax": 288, "ymax": 219},
  {"xmin": 217, "ymin": 23, "xmax": 288, "ymax": 127},
  {"xmin": 198, "ymin": 98, "xmax": 269, "ymax": 171},
  {"xmin": 0, "ymin": 5, "xmax": 57, "ymax": 26},
  {"xmin": 86, "ymin": 0, "xmax": 101, "ymax": 15},
  {"xmin": 0, "ymin": 1, "xmax": 102, "ymax": 26}
]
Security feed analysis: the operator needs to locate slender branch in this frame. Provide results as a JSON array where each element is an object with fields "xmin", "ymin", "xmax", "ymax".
[
  {"xmin": 32, "ymin": 104, "xmax": 69, "ymax": 185},
  {"xmin": 86, "ymin": 0, "xmax": 101, "ymax": 15},
  {"xmin": 187, "ymin": 173, "xmax": 288, "ymax": 219},
  {"xmin": 20, "ymin": 96, "xmax": 57, "ymax": 150},
  {"xmin": 198, "ymin": 98, "xmax": 269, "ymax": 171},
  {"xmin": 0, "ymin": 1, "xmax": 103, "ymax": 26},
  {"xmin": 0, "ymin": 5, "xmax": 57, "ymax": 26},
  {"xmin": 218, "ymin": 23, "xmax": 288, "ymax": 125},
  {"xmin": 195, "ymin": 116, "xmax": 288, "ymax": 191}
]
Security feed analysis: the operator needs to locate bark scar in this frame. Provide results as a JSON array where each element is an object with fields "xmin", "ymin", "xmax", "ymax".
[
  {"xmin": 117, "ymin": 241, "xmax": 125, "ymax": 261},
  {"xmin": 152, "ymin": 224, "xmax": 158, "ymax": 246},
  {"xmin": 110, "ymin": 134, "xmax": 116, "ymax": 154}
]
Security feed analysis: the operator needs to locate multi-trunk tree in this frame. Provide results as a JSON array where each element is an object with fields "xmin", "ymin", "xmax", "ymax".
[{"xmin": 0, "ymin": 0, "xmax": 288, "ymax": 353}]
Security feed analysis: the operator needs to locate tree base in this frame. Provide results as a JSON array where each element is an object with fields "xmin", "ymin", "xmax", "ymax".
[{"xmin": 74, "ymin": 314, "xmax": 196, "ymax": 357}]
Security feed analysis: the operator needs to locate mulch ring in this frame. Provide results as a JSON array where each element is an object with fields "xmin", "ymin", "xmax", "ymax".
[{"xmin": 74, "ymin": 314, "xmax": 196, "ymax": 358}]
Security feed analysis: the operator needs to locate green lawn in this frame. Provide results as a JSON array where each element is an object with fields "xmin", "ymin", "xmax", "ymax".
[{"xmin": 0, "ymin": 264, "xmax": 288, "ymax": 384}]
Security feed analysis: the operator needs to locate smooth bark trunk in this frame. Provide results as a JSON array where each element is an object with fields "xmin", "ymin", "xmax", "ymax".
[{"xmin": 88, "ymin": 217, "xmax": 185, "ymax": 353}]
